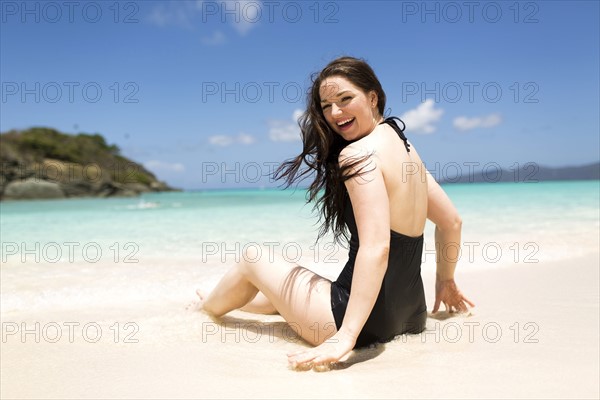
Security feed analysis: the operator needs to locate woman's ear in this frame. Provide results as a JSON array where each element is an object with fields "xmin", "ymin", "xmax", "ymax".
[{"xmin": 370, "ymin": 91, "xmax": 378, "ymax": 108}]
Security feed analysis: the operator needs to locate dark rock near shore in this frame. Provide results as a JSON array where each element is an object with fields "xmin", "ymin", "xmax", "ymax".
[
  {"xmin": 3, "ymin": 178, "xmax": 65, "ymax": 200},
  {"xmin": 1, "ymin": 127, "xmax": 179, "ymax": 200}
]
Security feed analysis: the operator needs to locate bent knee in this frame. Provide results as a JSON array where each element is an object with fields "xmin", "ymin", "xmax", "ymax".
[
  {"xmin": 237, "ymin": 244, "xmax": 264, "ymax": 276},
  {"xmin": 242, "ymin": 244, "xmax": 262, "ymax": 263}
]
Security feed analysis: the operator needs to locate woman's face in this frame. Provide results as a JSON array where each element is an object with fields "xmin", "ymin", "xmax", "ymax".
[{"xmin": 319, "ymin": 75, "xmax": 379, "ymax": 141}]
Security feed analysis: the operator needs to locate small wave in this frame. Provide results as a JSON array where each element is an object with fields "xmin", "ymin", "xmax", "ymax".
[{"xmin": 126, "ymin": 200, "xmax": 161, "ymax": 210}]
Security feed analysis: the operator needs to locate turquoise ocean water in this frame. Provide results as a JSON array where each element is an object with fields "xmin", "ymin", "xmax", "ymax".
[
  {"xmin": 1, "ymin": 180, "xmax": 598, "ymax": 314},
  {"xmin": 1, "ymin": 180, "xmax": 598, "ymax": 263}
]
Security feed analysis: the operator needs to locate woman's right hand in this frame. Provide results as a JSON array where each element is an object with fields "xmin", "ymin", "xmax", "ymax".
[
  {"xmin": 432, "ymin": 278, "xmax": 475, "ymax": 313},
  {"xmin": 287, "ymin": 330, "xmax": 356, "ymax": 370}
]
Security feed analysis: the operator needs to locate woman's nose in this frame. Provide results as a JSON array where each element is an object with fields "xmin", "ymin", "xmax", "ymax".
[{"xmin": 331, "ymin": 103, "xmax": 342, "ymax": 116}]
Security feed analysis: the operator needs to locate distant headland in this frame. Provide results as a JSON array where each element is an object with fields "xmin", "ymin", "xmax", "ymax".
[
  {"xmin": 438, "ymin": 161, "xmax": 600, "ymax": 184},
  {"xmin": 0, "ymin": 127, "xmax": 179, "ymax": 200}
]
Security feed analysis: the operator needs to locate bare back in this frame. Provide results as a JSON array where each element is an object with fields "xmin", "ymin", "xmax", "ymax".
[{"xmin": 355, "ymin": 121, "xmax": 428, "ymax": 237}]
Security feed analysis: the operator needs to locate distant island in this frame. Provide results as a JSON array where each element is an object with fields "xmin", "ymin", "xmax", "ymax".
[
  {"xmin": 438, "ymin": 161, "xmax": 600, "ymax": 184},
  {"xmin": 0, "ymin": 127, "xmax": 178, "ymax": 200},
  {"xmin": 2, "ymin": 127, "xmax": 598, "ymax": 200}
]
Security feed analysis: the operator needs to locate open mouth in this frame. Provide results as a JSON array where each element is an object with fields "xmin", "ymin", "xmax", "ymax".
[{"xmin": 336, "ymin": 118, "xmax": 355, "ymax": 130}]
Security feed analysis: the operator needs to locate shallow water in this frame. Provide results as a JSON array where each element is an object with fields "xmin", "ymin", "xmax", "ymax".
[{"xmin": 1, "ymin": 181, "xmax": 598, "ymax": 315}]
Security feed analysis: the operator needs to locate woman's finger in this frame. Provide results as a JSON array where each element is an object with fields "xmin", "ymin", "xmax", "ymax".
[
  {"xmin": 432, "ymin": 297, "xmax": 442, "ymax": 313},
  {"xmin": 462, "ymin": 295, "xmax": 475, "ymax": 308},
  {"xmin": 312, "ymin": 355, "xmax": 335, "ymax": 365},
  {"xmin": 286, "ymin": 350, "xmax": 307, "ymax": 357},
  {"xmin": 288, "ymin": 351, "xmax": 317, "ymax": 365}
]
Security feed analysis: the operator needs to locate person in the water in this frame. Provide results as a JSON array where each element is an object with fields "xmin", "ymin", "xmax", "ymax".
[{"xmin": 197, "ymin": 56, "xmax": 474, "ymax": 369}]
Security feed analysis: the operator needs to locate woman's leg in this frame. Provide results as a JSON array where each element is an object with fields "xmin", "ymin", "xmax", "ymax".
[
  {"xmin": 201, "ymin": 246, "xmax": 336, "ymax": 346},
  {"xmin": 239, "ymin": 292, "xmax": 278, "ymax": 314},
  {"xmin": 199, "ymin": 289, "xmax": 277, "ymax": 314}
]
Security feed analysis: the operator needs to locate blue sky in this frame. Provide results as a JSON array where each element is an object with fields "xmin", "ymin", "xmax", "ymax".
[{"xmin": 1, "ymin": 0, "xmax": 599, "ymax": 189}]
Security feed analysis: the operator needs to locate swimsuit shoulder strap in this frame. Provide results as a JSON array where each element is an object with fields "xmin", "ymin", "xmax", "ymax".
[{"xmin": 380, "ymin": 116, "xmax": 410, "ymax": 153}]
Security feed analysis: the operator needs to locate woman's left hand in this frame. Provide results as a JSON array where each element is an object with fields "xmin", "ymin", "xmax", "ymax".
[
  {"xmin": 432, "ymin": 278, "xmax": 475, "ymax": 314},
  {"xmin": 287, "ymin": 330, "xmax": 356, "ymax": 370}
]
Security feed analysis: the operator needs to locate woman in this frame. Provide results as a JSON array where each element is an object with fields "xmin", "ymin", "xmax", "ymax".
[{"xmin": 198, "ymin": 56, "xmax": 474, "ymax": 368}]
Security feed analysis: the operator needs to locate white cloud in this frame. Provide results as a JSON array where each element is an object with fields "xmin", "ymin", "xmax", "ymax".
[
  {"xmin": 146, "ymin": 1, "xmax": 198, "ymax": 29},
  {"xmin": 293, "ymin": 109, "xmax": 303, "ymax": 122},
  {"xmin": 149, "ymin": 1, "xmax": 261, "ymax": 37},
  {"xmin": 453, "ymin": 113, "xmax": 502, "ymax": 131},
  {"xmin": 226, "ymin": 0, "xmax": 261, "ymax": 35},
  {"xmin": 208, "ymin": 132, "xmax": 256, "ymax": 146},
  {"xmin": 144, "ymin": 160, "xmax": 186, "ymax": 173},
  {"xmin": 201, "ymin": 30, "xmax": 226, "ymax": 45},
  {"xmin": 400, "ymin": 99, "xmax": 444, "ymax": 134},
  {"xmin": 268, "ymin": 109, "xmax": 304, "ymax": 142},
  {"xmin": 237, "ymin": 132, "xmax": 256, "ymax": 145},
  {"xmin": 208, "ymin": 135, "xmax": 234, "ymax": 146}
]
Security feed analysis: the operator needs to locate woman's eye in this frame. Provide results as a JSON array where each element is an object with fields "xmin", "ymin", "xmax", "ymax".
[
  {"xmin": 322, "ymin": 104, "xmax": 331, "ymax": 110},
  {"xmin": 341, "ymin": 96, "xmax": 352, "ymax": 103}
]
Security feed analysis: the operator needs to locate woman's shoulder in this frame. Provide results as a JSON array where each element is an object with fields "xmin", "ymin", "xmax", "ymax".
[
  {"xmin": 338, "ymin": 124, "xmax": 390, "ymax": 165},
  {"xmin": 355, "ymin": 123, "xmax": 398, "ymax": 151},
  {"xmin": 338, "ymin": 141, "xmax": 372, "ymax": 167}
]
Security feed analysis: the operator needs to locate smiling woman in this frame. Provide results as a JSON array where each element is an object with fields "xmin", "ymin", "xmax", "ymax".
[
  {"xmin": 196, "ymin": 56, "xmax": 474, "ymax": 369},
  {"xmin": 320, "ymin": 77, "xmax": 376, "ymax": 140},
  {"xmin": 319, "ymin": 78, "xmax": 384, "ymax": 142}
]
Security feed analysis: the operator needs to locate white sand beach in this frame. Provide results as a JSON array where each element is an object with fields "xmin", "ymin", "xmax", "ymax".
[{"xmin": 2, "ymin": 251, "xmax": 598, "ymax": 399}]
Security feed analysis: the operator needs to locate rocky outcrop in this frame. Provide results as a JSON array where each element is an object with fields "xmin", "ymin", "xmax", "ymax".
[
  {"xmin": 3, "ymin": 178, "xmax": 65, "ymax": 200},
  {"xmin": 1, "ymin": 127, "xmax": 179, "ymax": 200}
]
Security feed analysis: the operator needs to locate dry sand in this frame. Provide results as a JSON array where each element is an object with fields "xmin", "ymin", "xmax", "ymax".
[{"xmin": 1, "ymin": 253, "xmax": 598, "ymax": 399}]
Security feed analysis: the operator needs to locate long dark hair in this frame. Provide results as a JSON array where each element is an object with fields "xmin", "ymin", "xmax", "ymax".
[{"xmin": 274, "ymin": 56, "xmax": 387, "ymax": 243}]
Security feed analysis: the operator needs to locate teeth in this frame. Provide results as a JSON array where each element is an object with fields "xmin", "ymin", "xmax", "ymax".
[{"xmin": 337, "ymin": 118, "xmax": 354, "ymax": 126}]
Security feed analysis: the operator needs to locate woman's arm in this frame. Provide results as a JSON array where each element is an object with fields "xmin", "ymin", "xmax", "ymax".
[
  {"xmin": 426, "ymin": 169, "xmax": 462, "ymax": 280},
  {"xmin": 426, "ymin": 170, "xmax": 475, "ymax": 313},
  {"xmin": 288, "ymin": 147, "xmax": 390, "ymax": 367},
  {"xmin": 337, "ymin": 148, "xmax": 390, "ymax": 343}
]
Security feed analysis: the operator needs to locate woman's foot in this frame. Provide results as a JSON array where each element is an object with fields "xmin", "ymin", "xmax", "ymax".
[
  {"xmin": 185, "ymin": 289, "xmax": 207, "ymax": 311},
  {"xmin": 195, "ymin": 289, "xmax": 207, "ymax": 309}
]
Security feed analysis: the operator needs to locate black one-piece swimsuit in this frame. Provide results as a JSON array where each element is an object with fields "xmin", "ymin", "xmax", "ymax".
[{"xmin": 329, "ymin": 117, "xmax": 428, "ymax": 348}]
